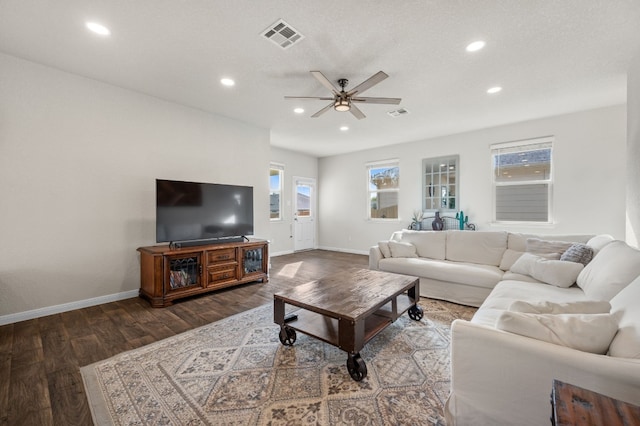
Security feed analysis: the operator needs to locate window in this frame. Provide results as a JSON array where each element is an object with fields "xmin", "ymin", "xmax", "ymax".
[
  {"xmin": 491, "ymin": 137, "xmax": 553, "ymax": 222},
  {"xmin": 423, "ymin": 155, "xmax": 459, "ymax": 212},
  {"xmin": 270, "ymin": 163, "xmax": 284, "ymax": 220},
  {"xmin": 367, "ymin": 160, "xmax": 399, "ymax": 220}
]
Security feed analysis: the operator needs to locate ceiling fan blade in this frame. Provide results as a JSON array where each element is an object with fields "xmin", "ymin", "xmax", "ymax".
[
  {"xmin": 347, "ymin": 71, "xmax": 389, "ymax": 96},
  {"xmin": 284, "ymin": 96, "xmax": 335, "ymax": 101},
  {"xmin": 311, "ymin": 102, "xmax": 335, "ymax": 118},
  {"xmin": 349, "ymin": 103, "xmax": 366, "ymax": 120},
  {"xmin": 310, "ymin": 71, "xmax": 341, "ymax": 95},
  {"xmin": 351, "ymin": 97, "xmax": 401, "ymax": 105}
]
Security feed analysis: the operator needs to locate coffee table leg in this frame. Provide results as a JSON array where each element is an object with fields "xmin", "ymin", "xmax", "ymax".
[{"xmin": 347, "ymin": 353, "xmax": 367, "ymax": 381}]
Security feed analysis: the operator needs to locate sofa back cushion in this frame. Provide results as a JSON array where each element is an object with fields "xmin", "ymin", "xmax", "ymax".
[
  {"xmin": 392, "ymin": 230, "xmax": 446, "ymax": 260},
  {"xmin": 446, "ymin": 231, "xmax": 507, "ymax": 266},
  {"xmin": 577, "ymin": 241, "xmax": 640, "ymax": 301},
  {"xmin": 608, "ymin": 275, "xmax": 640, "ymax": 358},
  {"xmin": 507, "ymin": 233, "xmax": 592, "ymax": 251}
]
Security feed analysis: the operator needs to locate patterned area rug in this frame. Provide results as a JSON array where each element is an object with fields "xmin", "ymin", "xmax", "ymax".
[{"xmin": 81, "ymin": 298, "xmax": 475, "ymax": 425}]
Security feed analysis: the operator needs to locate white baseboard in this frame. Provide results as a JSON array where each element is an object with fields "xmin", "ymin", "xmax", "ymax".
[
  {"xmin": 317, "ymin": 246, "xmax": 369, "ymax": 256},
  {"xmin": 269, "ymin": 250, "xmax": 295, "ymax": 257},
  {"xmin": 0, "ymin": 289, "xmax": 139, "ymax": 326}
]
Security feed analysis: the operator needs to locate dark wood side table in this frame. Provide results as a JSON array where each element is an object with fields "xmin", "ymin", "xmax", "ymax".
[{"xmin": 551, "ymin": 379, "xmax": 640, "ymax": 425}]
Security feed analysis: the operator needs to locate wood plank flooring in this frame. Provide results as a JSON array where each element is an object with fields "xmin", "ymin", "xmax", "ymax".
[{"xmin": 0, "ymin": 249, "xmax": 368, "ymax": 426}]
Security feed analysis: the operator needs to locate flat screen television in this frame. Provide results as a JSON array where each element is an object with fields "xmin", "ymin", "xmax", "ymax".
[{"xmin": 156, "ymin": 179, "xmax": 254, "ymax": 245}]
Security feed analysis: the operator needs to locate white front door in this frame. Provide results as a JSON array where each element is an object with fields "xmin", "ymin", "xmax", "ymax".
[{"xmin": 293, "ymin": 177, "xmax": 315, "ymax": 251}]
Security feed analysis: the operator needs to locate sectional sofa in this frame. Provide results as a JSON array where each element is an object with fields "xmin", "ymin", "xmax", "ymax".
[{"xmin": 369, "ymin": 230, "xmax": 640, "ymax": 425}]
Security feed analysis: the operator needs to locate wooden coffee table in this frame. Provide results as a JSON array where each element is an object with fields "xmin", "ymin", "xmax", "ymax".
[{"xmin": 273, "ymin": 268, "xmax": 422, "ymax": 381}]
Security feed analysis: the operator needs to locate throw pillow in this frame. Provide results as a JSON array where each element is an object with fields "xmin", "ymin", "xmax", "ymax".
[
  {"xmin": 586, "ymin": 234, "xmax": 615, "ymax": 253},
  {"xmin": 526, "ymin": 238, "xmax": 573, "ymax": 256},
  {"xmin": 508, "ymin": 300, "xmax": 611, "ymax": 314},
  {"xmin": 499, "ymin": 249, "xmax": 524, "ymax": 271},
  {"xmin": 388, "ymin": 241, "xmax": 418, "ymax": 258},
  {"xmin": 378, "ymin": 241, "xmax": 391, "ymax": 258},
  {"xmin": 560, "ymin": 243, "xmax": 594, "ymax": 266},
  {"xmin": 577, "ymin": 241, "xmax": 640, "ymax": 301},
  {"xmin": 510, "ymin": 253, "xmax": 583, "ymax": 288},
  {"xmin": 496, "ymin": 312, "xmax": 618, "ymax": 354}
]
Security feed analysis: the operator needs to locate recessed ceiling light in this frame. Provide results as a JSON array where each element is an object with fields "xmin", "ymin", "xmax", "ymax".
[
  {"xmin": 487, "ymin": 86, "xmax": 502, "ymax": 94},
  {"xmin": 220, "ymin": 78, "xmax": 235, "ymax": 87},
  {"xmin": 86, "ymin": 22, "xmax": 110, "ymax": 36},
  {"xmin": 466, "ymin": 40, "xmax": 485, "ymax": 52},
  {"xmin": 340, "ymin": 126, "xmax": 349, "ymax": 131},
  {"xmin": 294, "ymin": 108, "xmax": 304, "ymax": 114}
]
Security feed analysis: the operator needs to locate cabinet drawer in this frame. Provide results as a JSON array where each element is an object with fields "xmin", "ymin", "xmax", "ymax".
[
  {"xmin": 207, "ymin": 267, "xmax": 237, "ymax": 284},
  {"xmin": 207, "ymin": 248, "xmax": 236, "ymax": 263}
]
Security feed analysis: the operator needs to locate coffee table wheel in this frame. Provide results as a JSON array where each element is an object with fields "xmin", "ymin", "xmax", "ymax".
[
  {"xmin": 279, "ymin": 326, "xmax": 296, "ymax": 346},
  {"xmin": 347, "ymin": 353, "xmax": 367, "ymax": 381},
  {"xmin": 408, "ymin": 305, "xmax": 424, "ymax": 321}
]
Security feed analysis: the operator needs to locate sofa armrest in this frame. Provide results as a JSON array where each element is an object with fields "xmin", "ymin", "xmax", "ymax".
[
  {"xmin": 369, "ymin": 246, "xmax": 383, "ymax": 270},
  {"xmin": 446, "ymin": 319, "xmax": 640, "ymax": 426}
]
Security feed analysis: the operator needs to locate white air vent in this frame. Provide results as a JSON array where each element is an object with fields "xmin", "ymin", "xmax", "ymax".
[
  {"xmin": 261, "ymin": 19, "xmax": 304, "ymax": 49},
  {"xmin": 387, "ymin": 108, "xmax": 410, "ymax": 117}
]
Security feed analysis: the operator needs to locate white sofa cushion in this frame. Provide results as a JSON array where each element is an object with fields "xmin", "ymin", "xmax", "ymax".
[
  {"xmin": 472, "ymin": 280, "xmax": 591, "ymax": 327},
  {"xmin": 394, "ymin": 230, "xmax": 446, "ymax": 260},
  {"xmin": 446, "ymin": 231, "xmax": 507, "ymax": 266},
  {"xmin": 577, "ymin": 241, "xmax": 640, "ymax": 301},
  {"xmin": 525, "ymin": 238, "xmax": 573, "ymax": 255},
  {"xmin": 586, "ymin": 234, "xmax": 615, "ymax": 252},
  {"xmin": 378, "ymin": 241, "xmax": 391, "ymax": 258},
  {"xmin": 388, "ymin": 241, "xmax": 418, "ymax": 258},
  {"xmin": 378, "ymin": 257, "xmax": 503, "ymax": 289},
  {"xmin": 510, "ymin": 253, "xmax": 584, "ymax": 288},
  {"xmin": 608, "ymin": 275, "xmax": 640, "ymax": 358},
  {"xmin": 496, "ymin": 312, "xmax": 618, "ymax": 354},
  {"xmin": 499, "ymin": 249, "xmax": 524, "ymax": 271},
  {"xmin": 508, "ymin": 300, "xmax": 611, "ymax": 314}
]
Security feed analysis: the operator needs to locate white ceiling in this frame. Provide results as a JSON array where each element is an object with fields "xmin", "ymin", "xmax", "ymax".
[{"xmin": 1, "ymin": 1, "xmax": 639, "ymax": 157}]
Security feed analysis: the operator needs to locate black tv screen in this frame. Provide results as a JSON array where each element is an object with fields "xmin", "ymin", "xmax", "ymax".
[{"xmin": 156, "ymin": 179, "xmax": 254, "ymax": 244}]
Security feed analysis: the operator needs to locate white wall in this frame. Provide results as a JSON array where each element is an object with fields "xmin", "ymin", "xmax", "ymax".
[
  {"xmin": 0, "ymin": 53, "xmax": 270, "ymax": 320},
  {"xmin": 627, "ymin": 50, "xmax": 640, "ymax": 247},
  {"xmin": 269, "ymin": 146, "xmax": 318, "ymax": 255},
  {"xmin": 318, "ymin": 105, "xmax": 627, "ymax": 254}
]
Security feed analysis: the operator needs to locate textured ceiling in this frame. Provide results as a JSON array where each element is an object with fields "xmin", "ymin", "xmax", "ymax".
[{"xmin": 1, "ymin": 0, "xmax": 639, "ymax": 157}]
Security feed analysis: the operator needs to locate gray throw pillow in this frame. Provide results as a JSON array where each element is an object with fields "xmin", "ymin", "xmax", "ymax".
[{"xmin": 560, "ymin": 243, "xmax": 594, "ymax": 266}]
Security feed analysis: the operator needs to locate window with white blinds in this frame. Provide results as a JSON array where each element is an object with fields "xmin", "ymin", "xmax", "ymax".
[{"xmin": 491, "ymin": 137, "xmax": 553, "ymax": 223}]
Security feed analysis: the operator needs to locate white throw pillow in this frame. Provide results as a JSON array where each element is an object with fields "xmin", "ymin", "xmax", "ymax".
[
  {"xmin": 577, "ymin": 241, "xmax": 640, "ymax": 301},
  {"xmin": 608, "ymin": 275, "xmax": 640, "ymax": 358},
  {"xmin": 508, "ymin": 300, "xmax": 611, "ymax": 314},
  {"xmin": 378, "ymin": 241, "xmax": 391, "ymax": 258},
  {"xmin": 499, "ymin": 249, "xmax": 524, "ymax": 271},
  {"xmin": 509, "ymin": 253, "xmax": 580, "ymax": 287},
  {"xmin": 586, "ymin": 234, "xmax": 615, "ymax": 253},
  {"xmin": 496, "ymin": 312, "xmax": 618, "ymax": 354},
  {"xmin": 388, "ymin": 241, "xmax": 418, "ymax": 258}
]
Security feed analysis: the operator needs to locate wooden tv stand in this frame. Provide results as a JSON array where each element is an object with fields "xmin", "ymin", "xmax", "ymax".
[{"xmin": 137, "ymin": 239, "xmax": 268, "ymax": 307}]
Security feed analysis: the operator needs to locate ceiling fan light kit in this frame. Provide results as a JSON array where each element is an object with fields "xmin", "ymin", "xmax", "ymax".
[{"xmin": 285, "ymin": 71, "xmax": 401, "ymax": 120}]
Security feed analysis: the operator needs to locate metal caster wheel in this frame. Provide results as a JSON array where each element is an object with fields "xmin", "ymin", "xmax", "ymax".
[
  {"xmin": 347, "ymin": 353, "xmax": 367, "ymax": 381},
  {"xmin": 279, "ymin": 326, "xmax": 296, "ymax": 346},
  {"xmin": 408, "ymin": 305, "xmax": 424, "ymax": 321}
]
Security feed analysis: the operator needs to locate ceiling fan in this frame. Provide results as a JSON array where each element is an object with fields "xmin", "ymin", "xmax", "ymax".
[{"xmin": 285, "ymin": 71, "xmax": 401, "ymax": 120}]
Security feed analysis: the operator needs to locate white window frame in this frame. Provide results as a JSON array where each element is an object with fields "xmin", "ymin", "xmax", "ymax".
[
  {"xmin": 366, "ymin": 159, "xmax": 400, "ymax": 221},
  {"xmin": 270, "ymin": 163, "xmax": 284, "ymax": 221},
  {"xmin": 491, "ymin": 136, "xmax": 554, "ymax": 224},
  {"xmin": 422, "ymin": 155, "xmax": 459, "ymax": 212}
]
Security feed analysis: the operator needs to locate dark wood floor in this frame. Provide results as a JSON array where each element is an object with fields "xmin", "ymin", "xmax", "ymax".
[{"xmin": 0, "ymin": 250, "xmax": 368, "ymax": 426}]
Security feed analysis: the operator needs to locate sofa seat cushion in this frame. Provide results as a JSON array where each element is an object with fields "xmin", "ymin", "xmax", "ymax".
[
  {"xmin": 378, "ymin": 258, "xmax": 504, "ymax": 289},
  {"xmin": 471, "ymin": 280, "xmax": 591, "ymax": 327},
  {"xmin": 445, "ymin": 231, "xmax": 508, "ymax": 266}
]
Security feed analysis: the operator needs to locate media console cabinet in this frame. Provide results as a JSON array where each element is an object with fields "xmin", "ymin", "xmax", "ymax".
[{"xmin": 137, "ymin": 239, "xmax": 268, "ymax": 307}]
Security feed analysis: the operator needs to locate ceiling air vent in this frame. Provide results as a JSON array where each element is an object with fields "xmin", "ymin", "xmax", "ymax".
[
  {"xmin": 387, "ymin": 108, "xmax": 410, "ymax": 118},
  {"xmin": 261, "ymin": 19, "xmax": 304, "ymax": 50}
]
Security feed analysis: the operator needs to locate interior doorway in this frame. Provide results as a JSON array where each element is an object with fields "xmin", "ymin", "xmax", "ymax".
[{"xmin": 293, "ymin": 177, "xmax": 316, "ymax": 251}]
